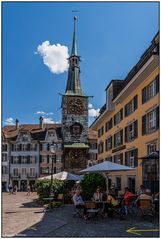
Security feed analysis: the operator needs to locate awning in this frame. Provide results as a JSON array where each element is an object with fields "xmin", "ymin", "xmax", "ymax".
[{"xmin": 139, "ymin": 151, "xmax": 159, "ymax": 160}]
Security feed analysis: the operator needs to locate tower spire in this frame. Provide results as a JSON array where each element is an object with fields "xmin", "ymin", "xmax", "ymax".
[{"xmin": 71, "ymin": 16, "xmax": 78, "ymax": 56}]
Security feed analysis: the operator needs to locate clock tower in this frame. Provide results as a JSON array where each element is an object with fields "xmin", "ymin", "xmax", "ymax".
[{"xmin": 61, "ymin": 17, "xmax": 89, "ymax": 173}]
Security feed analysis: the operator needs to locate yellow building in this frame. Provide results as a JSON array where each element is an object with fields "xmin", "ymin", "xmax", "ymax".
[{"xmin": 90, "ymin": 32, "xmax": 159, "ymax": 194}]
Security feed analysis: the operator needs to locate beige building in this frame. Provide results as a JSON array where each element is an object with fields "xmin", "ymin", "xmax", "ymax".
[{"xmin": 90, "ymin": 32, "xmax": 159, "ymax": 193}]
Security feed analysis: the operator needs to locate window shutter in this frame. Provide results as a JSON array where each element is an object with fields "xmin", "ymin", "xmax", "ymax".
[
  {"xmin": 124, "ymin": 105, "xmax": 127, "ymax": 117},
  {"xmin": 134, "ymin": 148, "xmax": 138, "ymax": 167},
  {"xmin": 47, "ymin": 155, "xmax": 49, "ymax": 164},
  {"xmin": 105, "ymin": 139, "xmax": 108, "ymax": 151},
  {"xmin": 114, "ymin": 115, "xmax": 116, "ymax": 125},
  {"xmin": 142, "ymin": 87, "xmax": 147, "ymax": 104},
  {"xmin": 134, "ymin": 120, "xmax": 138, "ymax": 138},
  {"xmin": 125, "ymin": 126, "xmax": 127, "ymax": 143},
  {"xmin": 142, "ymin": 115, "xmax": 147, "ymax": 135},
  {"xmin": 120, "ymin": 108, "xmax": 123, "ymax": 120},
  {"xmin": 156, "ymin": 75, "xmax": 159, "ymax": 94},
  {"xmin": 11, "ymin": 156, "xmax": 13, "ymax": 164},
  {"xmin": 11, "ymin": 144, "xmax": 14, "ymax": 151},
  {"xmin": 39, "ymin": 155, "xmax": 42, "ymax": 163},
  {"xmin": 111, "ymin": 136, "xmax": 113, "ymax": 149},
  {"xmin": 40, "ymin": 143, "xmax": 42, "ymax": 151},
  {"xmin": 47, "ymin": 144, "xmax": 50, "ymax": 151},
  {"xmin": 125, "ymin": 152, "xmax": 128, "ymax": 166},
  {"xmin": 156, "ymin": 106, "xmax": 159, "ymax": 129},
  {"xmin": 120, "ymin": 130, "xmax": 123, "ymax": 145},
  {"xmin": 18, "ymin": 156, "xmax": 21, "ymax": 164},
  {"xmin": 27, "ymin": 156, "xmax": 30, "ymax": 164},
  {"xmin": 19, "ymin": 144, "xmax": 22, "ymax": 151},
  {"xmin": 28, "ymin": 144, "xmax": 30, "ymax": 151},
  {"xmin": 114, "ymin": 134, "xmax": 116, "ymax": 148},
  {"xmin": 120, "ymin": 153, "xmax": 123, "ymax": 165},
  {"xmin": 134, "ymin": 95, "xmax": 138, "ymax": 110}
]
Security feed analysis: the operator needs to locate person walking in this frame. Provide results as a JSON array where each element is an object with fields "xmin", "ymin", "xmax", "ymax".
[
  {"xmin": 26, "ymin": 185, "xmax": 31, "ymax": 196},
  {"xmin": 13, "ymin": 185, "xmax": 18, "ymax": 194}
]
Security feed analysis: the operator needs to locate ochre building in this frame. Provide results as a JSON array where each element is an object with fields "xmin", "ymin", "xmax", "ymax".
[{"xmin": 90, "ymin": 32, "xmax": 159, "ymax": 193}]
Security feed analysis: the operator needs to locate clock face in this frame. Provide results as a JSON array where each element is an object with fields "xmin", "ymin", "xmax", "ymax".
[{"xmin": 68, "ymin": 97, "xmax": 84, "ymax": 114}]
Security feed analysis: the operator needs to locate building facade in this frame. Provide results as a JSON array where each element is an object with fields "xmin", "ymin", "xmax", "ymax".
[
  {"xmin": 90, "ymin": 32, "xmax": 159, "ymax": 193},
  {"xmin": 2, "ymin": 118, "xmax": 63, "ymax": 190}
]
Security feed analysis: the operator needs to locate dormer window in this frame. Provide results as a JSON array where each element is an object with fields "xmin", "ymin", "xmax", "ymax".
[{"xmin": 21, "ymin": 132, "xmax": 29, "ymax": 142}]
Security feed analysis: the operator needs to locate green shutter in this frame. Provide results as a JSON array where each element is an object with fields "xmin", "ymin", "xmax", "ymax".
[
  {"xmin": 125, "ymin": 126, "xmax": 127, "ymax": 143},
  {"xmin": 142, "ymin": 115, "xmax": 147, "ymax": 135},
  {"xmin": 125, "ymin": 152, "xmax": 128, "ymax": 166},
  {"xmin": 156, "ymin": 106, "xmax": 159, "ymax": 129},
  {"xmin": 142, "ymin": 87, "xmax": 147, "ymax": 104},
  {"xmin": 134, "ymin": 148, "xmax": 138, "ymax": 167},
  {"xmin": 124, "ymin": 105, "xmax": 127, "ymax": 117},
  {"xmin": 134, "ymin": 120, "xmax": 138, "ymax": 138},
  {"xmin": 156, "ymin": 75, "xmax": 159, "ymax": 94},
  {"xmin": 134, "ymin": 95, "xmax": 138, "ymax": 110}
]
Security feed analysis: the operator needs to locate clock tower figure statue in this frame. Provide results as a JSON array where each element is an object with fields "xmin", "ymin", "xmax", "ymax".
[{"xmin": 61, "ymin": 16, "xmax": 89, "ymax": 173}]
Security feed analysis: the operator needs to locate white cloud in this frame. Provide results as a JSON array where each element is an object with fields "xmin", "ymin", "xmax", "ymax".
[
  {"xmin": 88, "ymin": 103, "xmax": 93, "ymax": 109},
  {"xmin": 89, "ymin": 108, "xmax": 100, "ymax": 118},
  {"xmin": 43, "ymin": 117, "xmax": 61, "ymax": 124},
  {"xmin": 37, "ymin": 41, "xmax": 69, "ymax": 74},
  {"xmin": 35, "ymin": 111, "xmax": 54, "ymax": 116},
  {"xmin": 4, "ymin": 117, "xmax": 15, "ymax": 125}
]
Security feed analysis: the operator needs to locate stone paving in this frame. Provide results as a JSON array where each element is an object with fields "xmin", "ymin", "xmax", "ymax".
[{"xmin": 2, "ymin": 192, "xmax": 159, "ymax": 237}]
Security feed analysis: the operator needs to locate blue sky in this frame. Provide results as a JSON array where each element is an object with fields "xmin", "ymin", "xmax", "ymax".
[{"xmin": 2, "ymin": 1, "xmax": 159, "ymax": 126}]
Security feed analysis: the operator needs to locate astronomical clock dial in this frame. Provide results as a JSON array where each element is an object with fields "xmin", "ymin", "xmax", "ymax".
[{"xmin": 68, "ymin": 97, "xmax": 84, "ymax": 114}]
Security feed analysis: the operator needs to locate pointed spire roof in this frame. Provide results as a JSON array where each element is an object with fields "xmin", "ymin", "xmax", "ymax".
[{"xmin": 71, "ymin": 16, "xmax": 78, "ymax": 56}]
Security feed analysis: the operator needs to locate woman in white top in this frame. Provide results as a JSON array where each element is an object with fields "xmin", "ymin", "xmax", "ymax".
[{"xmin": 93, "ymin": 187, "xmax": 103, "ymax": 202}]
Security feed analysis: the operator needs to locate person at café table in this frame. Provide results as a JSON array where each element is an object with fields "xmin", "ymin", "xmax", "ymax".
[
  {"xmin": 92, "ymin": 186, "xmax": 103, "ymax": 209},
  {"xmin": 103, "ymin": 189, "xmax": 119, "ymax": 217},
  {"xmin": 72, "ymin": 190, "xmax": 88, "ymax": 219}
]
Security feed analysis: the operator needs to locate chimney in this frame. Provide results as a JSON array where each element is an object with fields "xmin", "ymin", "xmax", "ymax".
[
  {"xmin": 39, "ymin": 116, "xmax": 43, "ymax": 129},
  {"xmin": 15, "ymin": 119, "xmax": 19, "ymax": 129}
]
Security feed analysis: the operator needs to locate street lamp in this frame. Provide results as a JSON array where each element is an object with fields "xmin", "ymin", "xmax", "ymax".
[{"xmin": 50, "ymin": 143, "xmax": 57, "ymax": 196}]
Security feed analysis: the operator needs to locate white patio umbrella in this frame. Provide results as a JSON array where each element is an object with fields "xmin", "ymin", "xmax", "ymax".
[
  {"xmin": 38, "ymin": 171, "xmax": 84, "ymax": 181},
  {"xmin": 80, "ymin": 161, "xmax": 134, "ymax": 192}
]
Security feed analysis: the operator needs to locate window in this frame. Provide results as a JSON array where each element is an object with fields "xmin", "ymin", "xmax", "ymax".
[
  {"xmin": 98, "ymin": 142, "xmax": 104, "ymax": 154},
  {"xmin": 56, "ymin": 155, "xmax": 61, "ymax": 163},
  {"xmin": 114, "ymin": 130, "xmax": 123, "ymax": 147},
  {"xmin": 13, "ymin": 156, "xmax": 19, "ymax": 164},
  {"xmin": 13, "ymin": 168, "xmax": 19, "ymax": 176},
  {"xmin": 114, "ymin": 154, "xmax": 123, "ymax": 164},
  {"xmin": 2, "ymin": 166, "xmax": 7, "ymax": 174},
  {"xmin": 90, "ymin": 153, "xmax": 97, "ymax": 161},
  {"xmin": 142, "ymin": 75, "xmax": 159, "ymax": 104},
  {"xmin": 2, "ymin": 153, "xmax": 7, "ymax": 162},
  {"xmin": 30, "ymin": 144, "xmax": 37, "ymax": 151},
  {"xmin": 105, "ymin": 118, "xmax": 113, "ymax": 132},
  {"xmin": 41, "ymin": 156, "xmax": 47, "ymax": 163},
  {"xmin": 125, "ymin": 121, "xmax": 138, "ymax": 142},
  {"xmin": 142, "ymin": 106, "xmax": 159, "ymax": 135},
  {"xmin": 125, "ymin": 149, "xmax": 138, "ymax": 167},
  {"xmin": 56, "ymin": 168, "xmax": 61, "ymax": 173},
  {"xmin": 147, "ymin": 143, "xmax": 157, "ymax": 154},
  {"xmin": 21, "ymin": 132, "xmax": 29, "ymax": 142},
  {"xmin": 116, "ymin": 177, "xmax": 121, "ymax": 190},
  {"xmin": 41, "ymin": 167, "xmax": 49, "ymax": 174},
  {"xmin": 2, "ymin": 144, "xmax": 7, "ymax": 151},
  {"xmin": 105, "ymin": 136, "xmax": 112, "ymax": 151},
  {"xmin": 22, "ymin": 168, "xmax": 27, "ymax": 176},
  {"xmin": 125, "ymin": 95, "xmax": 138, "ymax": 117},
  {"xmin": 105, "ymin": 156, "xmax": 112, "ymax": 162},
  {"xmin": 98, "ymin": 126, "xmax": 104, "ymax": 138},
  {"xmin": 30, "ymin": 168, "xmax": 35, "ymax": 176},
  {"xmin": 42, "ymin": 143, "xmax": 49, "ymax": 150},
  {"xmin": 114, "ymin": 109, "xmax": 123, "ymax": 125},
  {"xmin": 30, "ymin": 156, "xmax": 36, "ymax": 164},
  {"xmin": 21, "ymin": 156, "xmax": 27, "ymax": 164},
  {"xmin": 89, "ymin": 143, "xmax": 97, "ymax": 150}
]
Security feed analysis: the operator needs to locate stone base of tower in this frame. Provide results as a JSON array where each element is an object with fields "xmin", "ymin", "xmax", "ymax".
[{"xmin": 63, "ymin": 147, "xmax": 88, "ymax": 174}]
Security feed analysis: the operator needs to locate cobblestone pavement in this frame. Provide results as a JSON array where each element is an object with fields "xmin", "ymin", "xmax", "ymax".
[{"xmin": 2, "ymin": 192, "xmax": 159, "ymax": 237}]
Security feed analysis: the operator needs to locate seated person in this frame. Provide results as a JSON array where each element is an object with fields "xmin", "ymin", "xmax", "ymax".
[
  {"xmin": 104, "ymin": 190, "xmax": 119, "ymax": 217},
  {"xmin": 136, "ymin": 184, "xmax": 146, "ymax": 196},
  {"xmin": 136, "ymin": 189, "xmax": 153, "ymax": 204},
  {"xmin": 135, "ymin": 189, "xmax": 153, "ymax": 215},
  {"xmin": 123, "ymin": 187, "xmax": 135, "ymax": 206},
  {"xmin": 93, "ymin": 187, "xmax": 103, "ymax": 209},
  {"xmin": 72, "ymin": 190, "xmax": 88, "ymax": 219}
]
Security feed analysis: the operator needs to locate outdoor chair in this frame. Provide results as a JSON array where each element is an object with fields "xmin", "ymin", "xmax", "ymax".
[
  {"xmin": 138, "ymin": 199, "xmax": 154, "ymax": 217},
  {"xmin": 84, "ymin": 202, "xmax": 99, "ymax": 221}
]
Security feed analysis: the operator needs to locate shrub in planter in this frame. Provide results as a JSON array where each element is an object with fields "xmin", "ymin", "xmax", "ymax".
[{"xmin": 81, "ymin": 173, "xmax": 106, "ymax": 200}]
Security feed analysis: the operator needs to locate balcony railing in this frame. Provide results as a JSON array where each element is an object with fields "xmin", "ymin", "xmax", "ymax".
[
  {"xmin": 10, "ymin": 173, "xmax": 21, "ymax": 178},
  {"xmin": 27, "ymin": 173, "xmax": 38, "ymax": 178}
]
